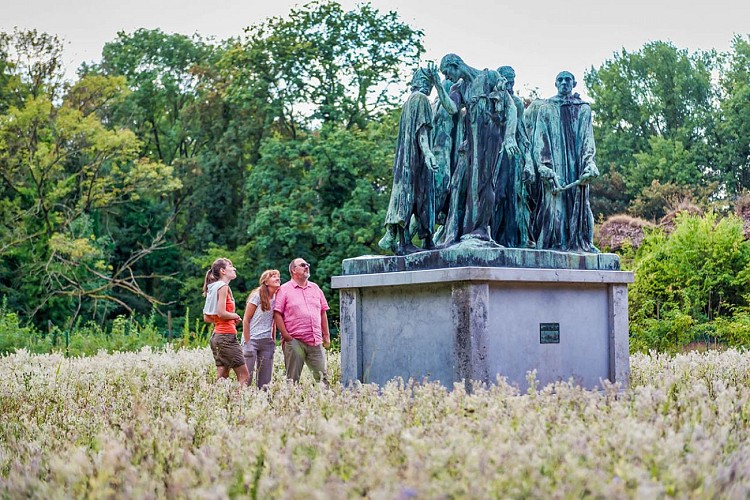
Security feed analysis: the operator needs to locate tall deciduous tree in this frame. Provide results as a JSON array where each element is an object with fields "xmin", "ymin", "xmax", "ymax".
[
  {"xmin": 240, "ymin": 112, "xmax": 399, "ymax": 317},
  {"xmin": 714, "ymin": 35, "xmax": 750, "ymax": 196},
  {"xmin": 239, "ymin": 0, "xmax": 424, "ymax": 131},
  {"xmin": 0, "ymin": 31, "xmax": 182, "ymax": 324},
  {"xmin": 96, "ymin": 29, "xmax": 216, "ymax": 166},
  {"xmin": 0, "ymin": 29, "xmax": 66, "ymax": 102},
  {"xmin": 228, "ymin": 1, "xmax": 422, "ymax": 317},
  {"xmin": 93, "ymin": 29, "xmax": 273, "ymax": 254},
  {"xmin": 585, "ymin": 41, "xmax": 716, "ymax": 215}
]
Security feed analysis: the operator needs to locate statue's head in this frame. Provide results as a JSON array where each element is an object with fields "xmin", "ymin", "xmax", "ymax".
[
  {"xmin": 410, "ymin": 68, "xmax": 433, "ymax": 95},
  {"xmin": 555, "ymin": 71, "xmax": 576, "ymax": 96},
  {"xmin": 439, "ymin": 54, "xmax": 464, "ymax": 82},
  {"xmin": 498, "ymin": 66, "xmax": 516, "ymax": 94}
]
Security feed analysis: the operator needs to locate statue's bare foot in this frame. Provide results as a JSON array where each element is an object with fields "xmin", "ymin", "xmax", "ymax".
[{"xmin": 378, "ymin": 231, "xmax": 396, "ymax": 252}]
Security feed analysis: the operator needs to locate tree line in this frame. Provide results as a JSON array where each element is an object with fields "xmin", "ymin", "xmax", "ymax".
[{"xmin": 1, "ymin": 0, "xmax": 749, "ymax": 342}]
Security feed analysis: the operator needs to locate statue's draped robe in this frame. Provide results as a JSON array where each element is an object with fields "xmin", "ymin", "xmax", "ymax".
[
  {"xmin": 533, "ymin": 95, "xmax": 597, "ymax": 252},
  {"xmin": 435, "ymin": 104, "xmax": 466, "ymax": 246},
  {"xmin": 524, "ymin": 98, "xmax": 546, "ymax": 238},
  {"xmin": 431, "ymin": 95, "xmax": 459, "ymax": 222},
  {"xmin": 442, "ymin": 70, "xmax": 509, "ymax": 242},
  {"xmin": 492, "ymin": 94, "xmax": 532, "ymax": 247},
  {"xmin": 384, "ymin": 90, "xmax": 435, "ymax": 239}
]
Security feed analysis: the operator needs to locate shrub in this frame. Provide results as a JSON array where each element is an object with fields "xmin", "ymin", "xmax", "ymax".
[
  {"xmin": 629, "ymin": 212, "xmax": 750, "ymax": 351},
  {"xmin": 630, "ymin": 309, "xmax": 695, "ymax": 353},
  {"xmin": 0, "ymin": 298, "xmax": 47, "ymax": 354}
]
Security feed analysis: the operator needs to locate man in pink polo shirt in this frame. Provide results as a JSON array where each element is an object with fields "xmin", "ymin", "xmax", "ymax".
[{"xmin": 274, "ymin": 257, "xmax": 331, "ymax": 385}]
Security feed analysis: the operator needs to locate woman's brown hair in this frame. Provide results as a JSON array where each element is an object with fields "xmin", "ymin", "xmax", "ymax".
[
  {"xmin": 202, "ymin": 258, "xmax": 232, "ymax": 296},
  {"xmin": 247, "ymin": 269, "xmax": 280, "ymax": 312}
]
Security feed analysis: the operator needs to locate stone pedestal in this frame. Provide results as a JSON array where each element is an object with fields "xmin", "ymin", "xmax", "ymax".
[{"xmin": 332, "ymin": 252, "xmax": 633, "ymax": 391}]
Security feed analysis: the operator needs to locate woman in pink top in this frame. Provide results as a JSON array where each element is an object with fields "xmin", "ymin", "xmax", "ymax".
[{"xmin": 202, "ymin": 258, "xmax": 250, "ymax": 385}]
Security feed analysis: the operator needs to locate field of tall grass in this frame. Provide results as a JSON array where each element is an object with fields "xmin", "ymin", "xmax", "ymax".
[{"xmin": 1, "ymin": 347, "xmax": 749, "ymax": 498}]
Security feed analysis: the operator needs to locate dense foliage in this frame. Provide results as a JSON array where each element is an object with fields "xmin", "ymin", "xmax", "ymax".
[
  {"xmin": 0, "ymin": 298, "xmax": 210, "ymax": 356},
  {"xmin": 1, "ymin": 348, "xmax": 749, "ymax": 497},
  {"xmin": 586, "ymin": 37, "xmax": 750, "ymax": 221},
  {"xmin": 1, "ymin": 3, "xmax": 750, "ymax": 353},
  {"xmin": 0, "ymin": 1, "xmax": 419, "ymax": 331},
  {"xmin": 629, "ymin": 212, "xmax": 750, "ymax": 352}
]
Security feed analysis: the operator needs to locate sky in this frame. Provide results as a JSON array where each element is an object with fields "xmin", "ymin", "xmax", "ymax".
[{"xmin": 3, "ymin": 0, "xmax": 749, "ymax": 99}]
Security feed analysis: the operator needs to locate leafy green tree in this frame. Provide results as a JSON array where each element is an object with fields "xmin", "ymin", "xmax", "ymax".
[
  {"xmin": 0, "ymin": 29, "xmax": 66, "ymax": 103},
  {"xmin": 713, "ymin": 35, "xmax": 750, "ymax": 196},
  {"xmin": 177, "ymin": 52, "xmax": 265, "ymax": 252},
  {"xmin": 92, "ymin": 29, "xmax": 245, "ymax": 253},
  {"xmin": 95, "ymin": 29, "xmax": 217, "ymax": 166},
  {"xmin": 629, "ymin": 136, "xmax": 701, "ymax": 196},
  {"xmin": 240, "ymin": 111, "xmax": 398, "ymax": 317},
  {"xmin": 0, "ymin": 33, "xmax": 17, "ymax": 113},
  {"xmin": 239, "ymin": 0, "xmax": 424, "ymax": 131},
  {"xmin": 0, "ymin": 33, "xmax": 182, "ymax": 324},
  {"xmin": 585, "ymin": 41, "xmax": 716, "ymax": 215},
  {"xmin": 218, "ymin": 1, "xmax": 422, "ymax": 319},
  {"xmin": 86, "ymin": 28, "xmax": 257, "ymax": 327}
]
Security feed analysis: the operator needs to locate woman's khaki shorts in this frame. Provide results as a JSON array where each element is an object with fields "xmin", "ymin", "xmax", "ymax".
[{"xmin": 209, "ymin": 333, "xmax": 244, "ymax": 368}]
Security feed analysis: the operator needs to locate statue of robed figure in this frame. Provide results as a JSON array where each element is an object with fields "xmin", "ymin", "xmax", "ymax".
[
  {"xmin": 492, "ymin": 65, "xmax": 535, "ymax": 248},
  {"xmin": 427, "ymin": 54, "xmax": 519, "ymax": 245},
  {"xmin": 379, "ymin": 68, "xmax": 437, "ymax": 255},
  {"xmin": 533, "ymin": 71, "xmax": 599, "ymax": 252}
]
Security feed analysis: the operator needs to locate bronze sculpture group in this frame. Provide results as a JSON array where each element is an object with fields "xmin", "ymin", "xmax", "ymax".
[{"xmin": 380, "ymin": 54, "xmax": 599, "ymax": 255}]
